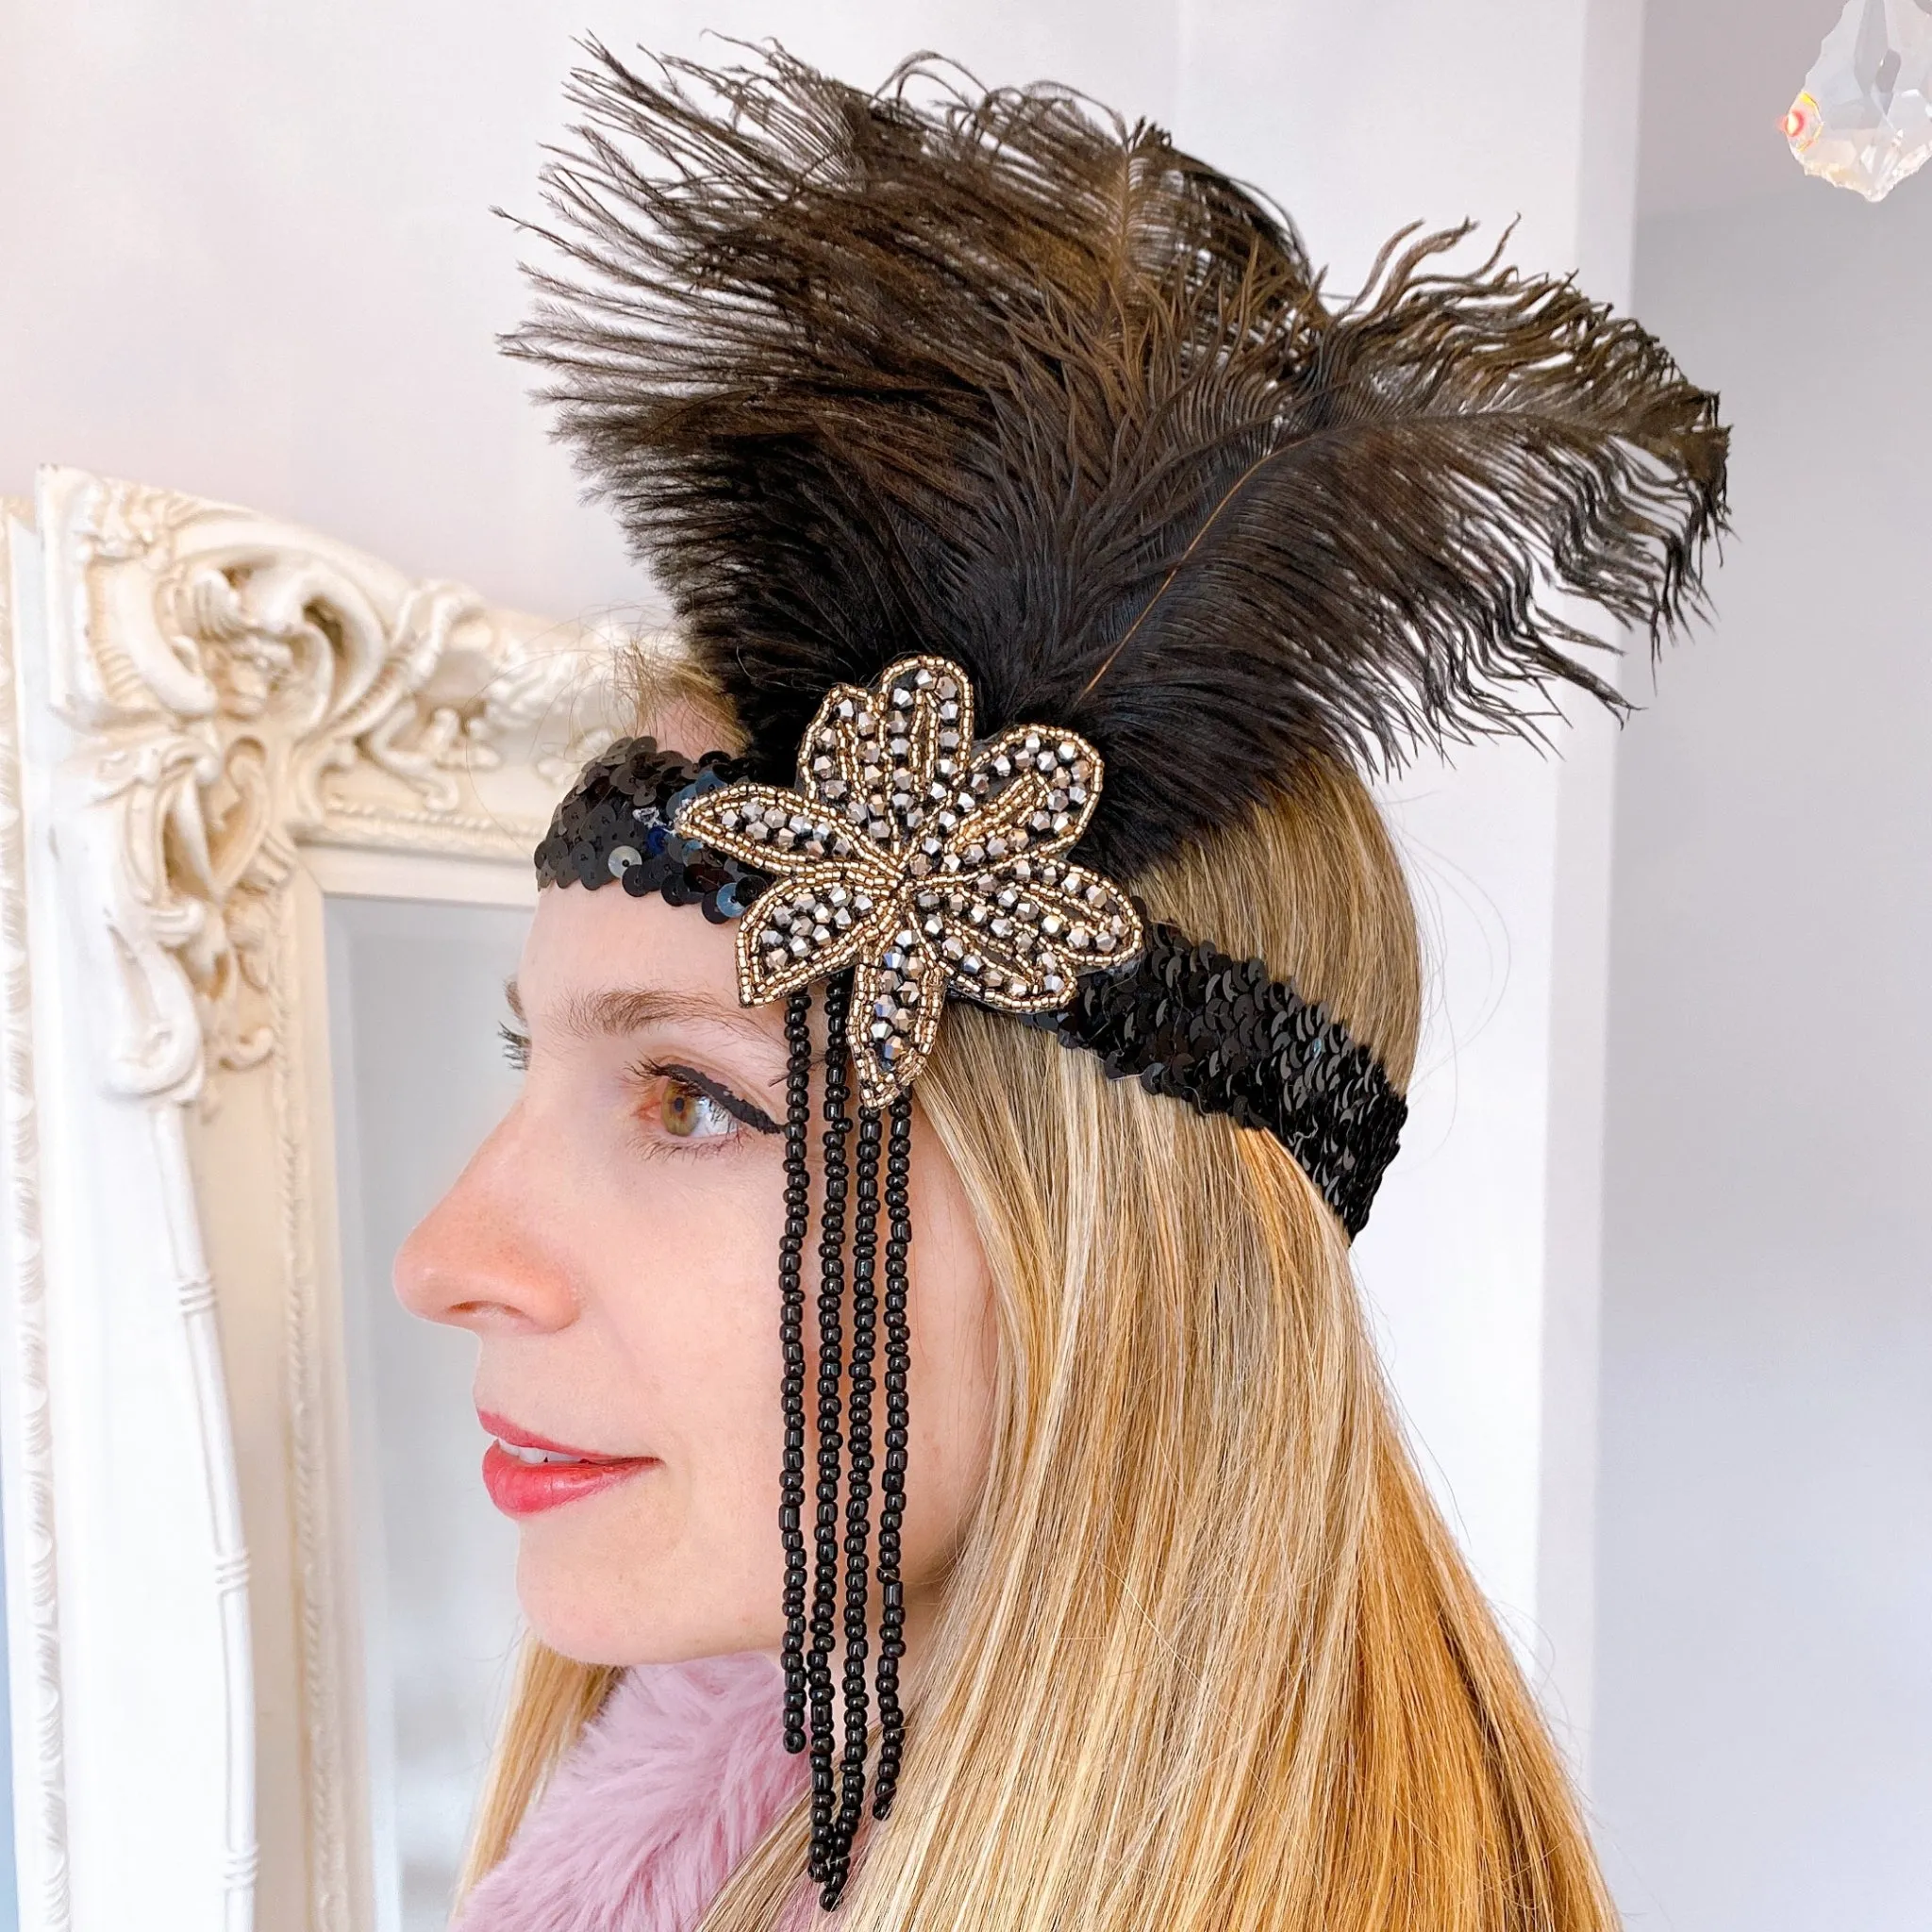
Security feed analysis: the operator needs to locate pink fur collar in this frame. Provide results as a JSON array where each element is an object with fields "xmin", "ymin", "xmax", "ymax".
[{"xmin": 454, "ymin": 1653, "xmax": 809, "ymax": 1932}]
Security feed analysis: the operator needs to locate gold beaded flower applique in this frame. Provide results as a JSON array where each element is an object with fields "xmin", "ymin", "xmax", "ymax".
[{"xmin": 675, "ymin": 655, "xmax": 1145, "ymax": 1108}]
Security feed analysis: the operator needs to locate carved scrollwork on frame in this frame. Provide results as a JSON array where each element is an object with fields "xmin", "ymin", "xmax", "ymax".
[
  {"xmin": 8, "ymin": 466, "xmax": 635, "ymax": 1932},
  {"xmin": 44, "ymin": 470, "xmax": 624, "ymax": 1106}
]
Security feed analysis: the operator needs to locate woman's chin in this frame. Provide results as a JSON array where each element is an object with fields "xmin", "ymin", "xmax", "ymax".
[{"xmin": 514, "ymin": 1542, "xmax": 780, "ymax": 1666}]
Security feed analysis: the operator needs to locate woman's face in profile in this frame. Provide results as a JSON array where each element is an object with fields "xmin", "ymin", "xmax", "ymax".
[{"xmin": 394, "ymin": 737, "xmax": 999, "ymax": 1666}]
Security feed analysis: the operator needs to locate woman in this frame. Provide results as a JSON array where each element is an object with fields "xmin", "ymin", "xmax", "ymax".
[{"xmin": 397, "ymin": 44, "xmax": 1725, "ymax": 1932}]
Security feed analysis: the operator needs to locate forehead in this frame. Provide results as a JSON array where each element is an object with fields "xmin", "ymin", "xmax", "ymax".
[{"xmin": 520, "ymin": 874, "xmax": 747, "ymax": 1004}]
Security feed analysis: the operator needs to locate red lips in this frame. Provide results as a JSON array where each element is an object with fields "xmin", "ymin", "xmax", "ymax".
[{"xmin": 477, "ymin": 1409, "xmax": 657, "ymax": 1518}]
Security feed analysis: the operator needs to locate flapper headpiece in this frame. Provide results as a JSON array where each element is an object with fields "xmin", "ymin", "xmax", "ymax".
[{"xmin": 519, "ymin": 42, "xmax": 1726, "ymax": 1906}]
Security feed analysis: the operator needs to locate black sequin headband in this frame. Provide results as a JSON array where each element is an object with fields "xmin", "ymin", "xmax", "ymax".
[{"xmin": 534, "ymin": 653, "xmax": 1406, "ymax": 1903}]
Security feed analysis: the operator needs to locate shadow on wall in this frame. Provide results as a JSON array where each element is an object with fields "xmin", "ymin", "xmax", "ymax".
[{"xmin": 1593, "ymin": 139, "xmax": 1932, "ymax": 1932}]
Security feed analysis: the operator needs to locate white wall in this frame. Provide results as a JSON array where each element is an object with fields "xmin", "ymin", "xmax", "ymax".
[
  {"xmin": 1591, "ymin": 8, "xmax": 1932, "ymax": 1923},
  {"xmin": 0, "ymin": 0, "xmax": 1180, "ymax": 625},
  {"xmin": 0, "ymin": 0, "xmax": 1643, "ymax": 1819}
]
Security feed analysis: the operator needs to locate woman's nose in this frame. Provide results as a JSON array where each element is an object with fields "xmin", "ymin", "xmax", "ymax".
[{"xmin": 393, "ymin": 1109, "xmax": 576, "ymax": 1336}]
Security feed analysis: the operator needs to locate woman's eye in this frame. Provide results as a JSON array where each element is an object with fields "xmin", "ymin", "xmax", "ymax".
[
  {"xmin": 500, "ymin": 1024, "xmax": 531, "ymax": 1072},
  {"xmin": 626, "ymin": 1059, "xmax": 780, "ymax": 1145},
  {"xmin": 658, "ymin": 1076, "xmax": 737, "ymax": 1141}
]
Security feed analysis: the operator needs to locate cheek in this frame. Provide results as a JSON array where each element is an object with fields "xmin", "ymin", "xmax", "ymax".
[
  {"xmin": 512, "ymin": 1160, "xmax": 792, "ymax": 1664},
  {"xmin": 589, "ymin": 1163, "xmax": 785, "ymax": 1467}
]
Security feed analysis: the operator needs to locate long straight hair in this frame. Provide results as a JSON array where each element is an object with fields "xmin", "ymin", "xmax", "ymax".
[{"xmin": 460, "ymin": 699, "xmax": 1615, "ymax": 1931}]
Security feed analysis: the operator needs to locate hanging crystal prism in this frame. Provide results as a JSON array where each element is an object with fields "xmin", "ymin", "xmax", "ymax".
[{"xmin": 1784, "ymin": 0, "xmax": 1932, "ymax": 201}]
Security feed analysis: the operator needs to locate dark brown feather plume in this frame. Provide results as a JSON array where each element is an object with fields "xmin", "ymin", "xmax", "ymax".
[{"xmin": 507, "ymin": 42, "xmax": 1728, "ymax": 879}]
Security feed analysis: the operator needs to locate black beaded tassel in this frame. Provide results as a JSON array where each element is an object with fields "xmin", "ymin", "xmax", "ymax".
[
  {"xmin": 873, "ymin": 1094, "xmax": 914, "ymax": 1818},
  {"xmin": 807, "ymin": 976, "xmax": 854, "ymax": 1886},
  {"xmin": 792, "ymin": 976, "xmax": 916, "ymax": 1910},
  {"xmin": 778, "ymin": 991, "xmax": 814, "ymax": 1755}
]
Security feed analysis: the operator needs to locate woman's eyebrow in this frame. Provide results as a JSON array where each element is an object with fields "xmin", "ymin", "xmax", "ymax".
[{"xmin": 503, "ymin": 977, "xmax": 776, "ymax": 1053}]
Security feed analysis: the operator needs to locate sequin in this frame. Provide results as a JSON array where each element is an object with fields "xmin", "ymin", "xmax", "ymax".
[
  {"xmin": 532, "ymin": 741, "xmax": 770, "ymax": 924},
  {"xmin": 1033, "ymin": 922, "xmax": 1407, "ymax": 1237}
]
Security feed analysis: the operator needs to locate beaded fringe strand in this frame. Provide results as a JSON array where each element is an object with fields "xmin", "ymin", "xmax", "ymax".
[
  {"xmin": 873, "ymin": 1094, "xmax": 913, "ymax": 1816},
  {"xmin": 777, "ymin": 991, "xmax": 814, "ymax": 1752},
  {"xmin": 822, "ymin": 1102, "xmax": 881, "ymax": 1903},
  {"xmin": 807, "ymin": 978, "xmax": 853, "ymax": 1884}
]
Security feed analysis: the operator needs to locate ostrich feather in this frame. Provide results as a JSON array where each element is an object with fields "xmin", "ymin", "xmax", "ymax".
[{"xmin": 507, "ymin": 42, "xmax": 1727, "ymax": 880}]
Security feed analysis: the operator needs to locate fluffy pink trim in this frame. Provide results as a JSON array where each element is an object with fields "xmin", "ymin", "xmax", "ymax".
[{"xmin": 455, "ymin": 1653, "xmax": 810, "ymax": 1932}]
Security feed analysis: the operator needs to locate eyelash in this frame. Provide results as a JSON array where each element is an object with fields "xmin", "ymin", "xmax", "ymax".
[{"xmin": 496, "ymin": 1025, "xmax": 779, "ymax": 1145}]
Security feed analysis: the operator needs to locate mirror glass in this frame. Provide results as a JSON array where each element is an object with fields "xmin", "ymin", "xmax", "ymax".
[{"xmin": 327, "ymin": 893, "xmax": 529, "ymax": 1932}]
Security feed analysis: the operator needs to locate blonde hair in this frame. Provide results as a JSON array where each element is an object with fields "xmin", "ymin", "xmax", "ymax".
[{"xmin": 461, "ymin": 680, "xmax": 1615, "ymax": 1931}]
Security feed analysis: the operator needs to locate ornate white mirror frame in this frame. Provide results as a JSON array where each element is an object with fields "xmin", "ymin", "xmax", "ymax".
[{"xmin": 0, "ymin": 467, "xmax": 618, "ymax": 1932}]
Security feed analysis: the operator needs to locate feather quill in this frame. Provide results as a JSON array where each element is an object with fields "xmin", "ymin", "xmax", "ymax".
[{"xmin": 507, "ymin": 42, "xmax": 1727, "ymax": 878}]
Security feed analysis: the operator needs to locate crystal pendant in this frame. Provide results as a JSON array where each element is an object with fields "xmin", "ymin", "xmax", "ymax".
[{"xmin": 1784, "ymin": 0, "xmax": 1932, "ymax": 202}]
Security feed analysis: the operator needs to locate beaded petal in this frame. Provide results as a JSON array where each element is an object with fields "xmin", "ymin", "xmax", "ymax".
[{"xmin": 676, "ymin": 655, "xmax": 1144, "ymax": 1108}]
